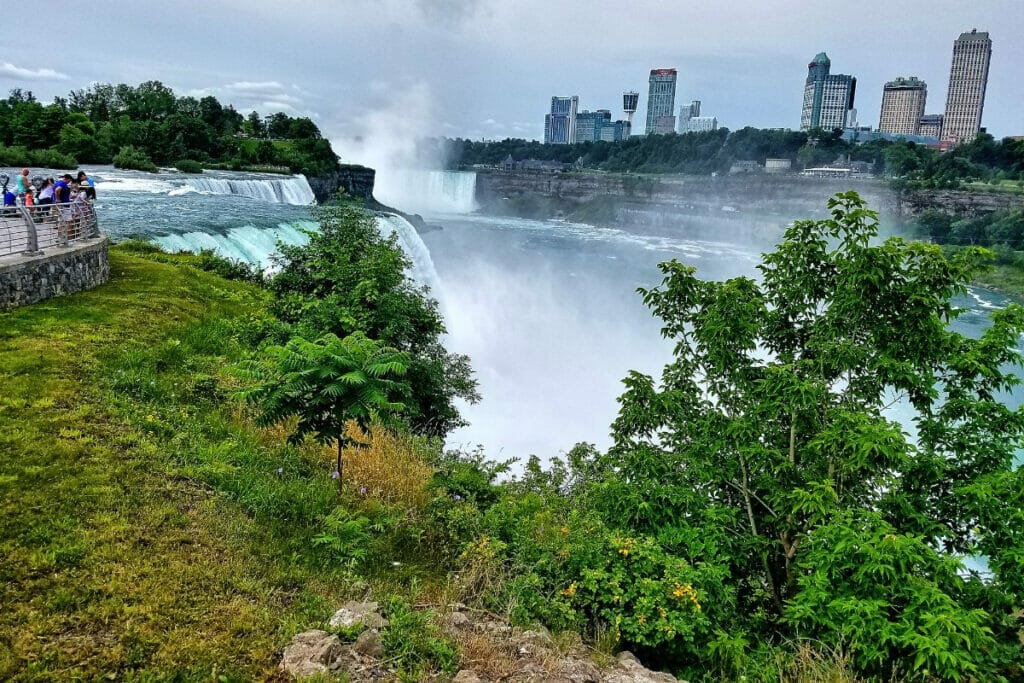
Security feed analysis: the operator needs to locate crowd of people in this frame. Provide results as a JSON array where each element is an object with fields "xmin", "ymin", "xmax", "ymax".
[{"xmin": 1, "ymin": 168, "xmax": 98, "ymax": 244}]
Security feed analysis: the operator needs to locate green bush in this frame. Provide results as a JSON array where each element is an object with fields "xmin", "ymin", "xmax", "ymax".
[
  {"xmin": 381, "ymin": 598, "xmax": 457, "ymax": 678},
  {"xmin": 0, "ymin": 145, "xmax": 31, "ymax": 166},
  {"xmin": 0, "ymin": 145, "xmax": 76, "ymax": 169},
  {"xmin": 173, "ymin": 158, "xmax": 203, "ymax": 174},
  {"xmin": 113, "ymin": 145, "xmax": 158, "ymax": 172}
]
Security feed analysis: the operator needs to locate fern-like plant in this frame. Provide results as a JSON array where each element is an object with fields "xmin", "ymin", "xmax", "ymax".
[{"xmin": 237, "ymin": 331, "xmax": 410, "ymax": 488}]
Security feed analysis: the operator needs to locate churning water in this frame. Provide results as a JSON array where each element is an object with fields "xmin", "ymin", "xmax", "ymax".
[{"xmin": 67, "ymin": 165, "xmax": 1023, "ymax": 468}]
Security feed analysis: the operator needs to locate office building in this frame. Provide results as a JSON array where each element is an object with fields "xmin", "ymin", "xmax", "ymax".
[
  {"xmin": 575, "ymin": 110, "xmax": 610, "ymax": 143},
  {"xmin": 879, "ymin": 77, "xmax": 927, "ymax": 136},
  {"xmin": 544, "ymin": 96, "xmax": 579, "ymax": 144},
  {"xmin": 918, "ymin": 114, "xmax": 944, "ymax": 139},
  {"xmin": 942, "ymin": 29, "xmax": 992, "ymax": 143},
  {"xmin": 683, "ymin": 116, "xmax": 718, "ymax": 133},
  {"xmin": 574, "ymin": 110, "xmax": 625, "ymax": 142},
  {"xmin": 800, "ymin": 52, "xmax": 856, "ymax": 131},
  {"xmin": 677, "ymin": 100, "xmax": 700, "ymax": 133},
  {"xmin": 645, "ymin": 68, "xmax": 677, "ymax": 135}
]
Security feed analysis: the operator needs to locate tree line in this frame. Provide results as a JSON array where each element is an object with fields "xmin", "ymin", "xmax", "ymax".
[
  {"xmin": 0, "ymin": 82, "xmax": 340, "ymax": 176},
  {"xmin": 425, "ymin": 128, "xmax": 1024, "ymax": 187}
]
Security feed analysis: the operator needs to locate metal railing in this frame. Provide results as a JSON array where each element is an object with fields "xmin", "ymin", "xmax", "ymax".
[{"xmin": 0, "ymin": 201, "xmax": 100, "ymax": 257}]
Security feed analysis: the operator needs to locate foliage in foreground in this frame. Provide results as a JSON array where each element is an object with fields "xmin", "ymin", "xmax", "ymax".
[
  {"xmin": 434, "ymin": 193, "xmax": 1024, "ymax": 680},
  {"xmin": 5, "ymin": 192, "xmax": 1023, "ymax": 681},
  {"xmin": 268, "ymin": 200, "xmax": 480, "ymax": 438}
]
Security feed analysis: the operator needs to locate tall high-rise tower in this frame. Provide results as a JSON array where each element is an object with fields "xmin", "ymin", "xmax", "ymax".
[
  {"xmin": 800, "ymin": 52, "xmax": 856, "ymax": 131},
  {"xmin": 879, "ymin": 77, "xmax": 927, "ymax": 136},
  {"xmin": 622, "ymin": 91, "xmax": 638, "ymax": 137},
  {"xmin": 942, "ymin": 29, "xmax": 992, "ymax": 143},
  {"xmin": 645, "ymin": 69, "xmax": 677, "ymax": 135},
  {"xmin": 623, "ymin": 91, "xmax": 639, "ymax": 124},
  {"xmin": 544, "ymin": 96, "xmax": 579, "ymax": 144}
]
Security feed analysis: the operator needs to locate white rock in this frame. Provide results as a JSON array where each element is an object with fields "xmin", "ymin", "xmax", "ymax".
[
  {"xmin": 328, "ymin": 600, "xmax": 389, "ymax": 629},
  {"xmin": 279, "ymin": 629, "xmax": 343, "ymax": 679}
]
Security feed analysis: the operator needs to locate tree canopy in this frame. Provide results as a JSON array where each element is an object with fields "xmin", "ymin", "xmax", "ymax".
[
  {"xmin": 268, "ymin": 201, "xmax": 479, "ymax": 438},
  {"xmin": 0, "ymin": 82, "xmax": 340, "ymax": 175}
]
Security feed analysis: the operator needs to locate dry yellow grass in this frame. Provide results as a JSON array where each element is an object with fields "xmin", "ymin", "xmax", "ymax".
[{"xmin": 323, "ymin": 422, "xmax": 434, "ymax": 510}]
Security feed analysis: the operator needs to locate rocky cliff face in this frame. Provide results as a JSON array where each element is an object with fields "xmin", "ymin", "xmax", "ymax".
[
  {"xmin": 476, "ymin": 171, "xmax": 900, "ymax": 222},
  {"xmin": 307, "ymin": 165, "xmax": 377, "ymax": 204},
  {"xmin": 475, "ymin": 171, "xmax": 1024, "ymax": 228},
  {"xmin": 899, "ymin": 188, "xmax": 1024, "ymax": 217}
]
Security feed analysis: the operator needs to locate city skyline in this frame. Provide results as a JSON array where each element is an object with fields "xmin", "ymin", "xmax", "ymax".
[{"xmin": 0, "ymin": 1, "xmax": 1020, "ymax": 155}]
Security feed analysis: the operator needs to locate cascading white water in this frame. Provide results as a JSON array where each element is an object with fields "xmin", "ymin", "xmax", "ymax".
[
  {"xmin": 178, "ymin": 174, "xmax": 315, "ymax": 205},
  {"xmin": 375, "ymin": 214, "xmax": 443, "ymax": 294},
  {"xmin": 152, "ymin": 221, "xmax": 319, "ymax": 271},
  {"xmin": 374, "ymin": 170, "xmax": 477, "ymax": 214}
]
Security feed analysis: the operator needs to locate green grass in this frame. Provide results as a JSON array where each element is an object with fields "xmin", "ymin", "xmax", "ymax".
[
  {"xmin": 0, "ymin": 247, "xmax": 398, "ymax": 680},
  {"xmin": 973, "ymin": 263, "xmax": 1024, "ymax": 301},
  {"xmin": 963, "ymin": 179, "xmax": 1024, "ymax": 194}
]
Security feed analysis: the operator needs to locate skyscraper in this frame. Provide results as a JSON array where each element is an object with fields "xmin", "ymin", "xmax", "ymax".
[
  {"xmin": 544, "ymin": 96, "xmax": 579, "ymax": 144},
  {"xmin": 677, "ymin": 100, "xmax": 700, "ymax": 133},
  {"xmin": 800, "ymin": 52, "xmax": 856, "ymax": 132},
  {"xmin": 879, "ymin": 77, "xmax": 927, "ymax": 136},
  {"xmin": 942, "ymin": 29, "xmax": 992, "ymax": 143},
  {"xmin": 645, "ymin": 69, "xmax": 677, "ymax": 135}
]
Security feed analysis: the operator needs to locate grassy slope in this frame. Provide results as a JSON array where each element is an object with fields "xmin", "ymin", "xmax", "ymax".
[{"xmin": 0, "ymin": 248, "xmax": 351, "ymax": 680}]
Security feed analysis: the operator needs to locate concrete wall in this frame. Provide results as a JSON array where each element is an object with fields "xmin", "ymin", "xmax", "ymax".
[{"xmin": 0, "ymin": 237, "xmax": 110, "ymax": 312}]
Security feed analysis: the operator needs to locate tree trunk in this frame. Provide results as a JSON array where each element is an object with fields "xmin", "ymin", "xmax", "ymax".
[{"xmin": 342, "ymin": 440, "xmax": 350, "ymax": 493}]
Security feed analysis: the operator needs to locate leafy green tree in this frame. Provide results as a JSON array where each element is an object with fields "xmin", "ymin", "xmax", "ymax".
[
  {"xmin": 270, "ymin": 202, "xmax": 479, "ymax": 437},
  {"xmin": 244, "ymin": 110, "xmax": 266, "ymax": 138},
  {"xmin": 265, "ymin": 112, "xmax": 291, "ymax": 139},
  {"xmin": 588, "ymin": 192, "xmax": 1024, "ymax": 679},
  {"xmin": 238, "ymin": 331, "xmax": 409, "ymax": 486}
]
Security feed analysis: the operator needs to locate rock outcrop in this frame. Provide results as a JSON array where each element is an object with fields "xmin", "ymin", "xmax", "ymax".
[
  {"xmin": 280, "ymin": 602, "xmax": 685, "ymax": 682},
  {"xmin": 308, "ymin": 164, "xmax": 377, "ymax": 204}
]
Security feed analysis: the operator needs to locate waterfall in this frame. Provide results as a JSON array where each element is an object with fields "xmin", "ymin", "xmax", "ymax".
[
  {"xmin": 375, "ymin": 214, "xmax": 443, "ymax": 294},
  {"xmin": 152, "ymin": 221, "xmax": 318, "ymax": 271},
  {"xmin": 180, "ymin": 174, "xmax": 315, "ymax": 205},
  {"xmin": 374, "ymin": 170, "xmax": 477, "ymax": 215},
  {"xmin": 151, "ymin": 214, "xmax": 441, "ymax": 294}
]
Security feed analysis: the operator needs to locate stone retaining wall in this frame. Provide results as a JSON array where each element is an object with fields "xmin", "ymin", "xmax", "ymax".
[{"xmin": 0, "ymin": 237, "xmax": 110, "ymax": 312}]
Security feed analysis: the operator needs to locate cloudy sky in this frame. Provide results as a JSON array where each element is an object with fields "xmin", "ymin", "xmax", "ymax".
[{"xmin": 2, "ymin": 0, "xmax": 1022, "ymax": 164}]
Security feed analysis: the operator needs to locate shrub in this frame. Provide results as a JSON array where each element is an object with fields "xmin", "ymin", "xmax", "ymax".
[
  {"xmin": 173, "ymin": 158, "xmax": 203, "ymax": 174},
  {"xmin": 0, "ymin": 144, "xmax": 31, "ymax": 166},
  {"xmin": 113, "ymin": 145, "xmax": 158, "ymax": 172},
  {"xmin": 32, "ymin": 148, "xmax": 78, "ymax": 169},
  {"xmin": 381, "ymin": 598, "xmax": 457, "ymax": 678}
]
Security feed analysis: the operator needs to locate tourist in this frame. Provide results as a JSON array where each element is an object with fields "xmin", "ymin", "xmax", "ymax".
[
  {"xmin": 70, "ymin": 183, "xmax": 92, "ymax": 238},
  {"xmin": 37, "ymin": 177, "xmax": 55, "ymax": 206},
  {"xmin": 76, "ymin": 171, "xmax": 96, "ymax": 200},
  {"xmin": 15, "ymin": 168, "xmax": 32, "ymax": 196},
  {"xmin": 53, "ymin": 174, "xmax": 72, "ymax": 205}
]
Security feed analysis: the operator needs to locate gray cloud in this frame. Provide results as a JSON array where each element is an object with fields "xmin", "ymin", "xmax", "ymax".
[
  {"xmin": 0, "ymin": 0, "xmax": 1021, "ymax": 143},
  {"xmin": 412, "ymin": 0, "xmax": 486, "ymax": 26},
  {"xmin": 0, "ymin": 62, "xmax": 70, "ymax": 81}
]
